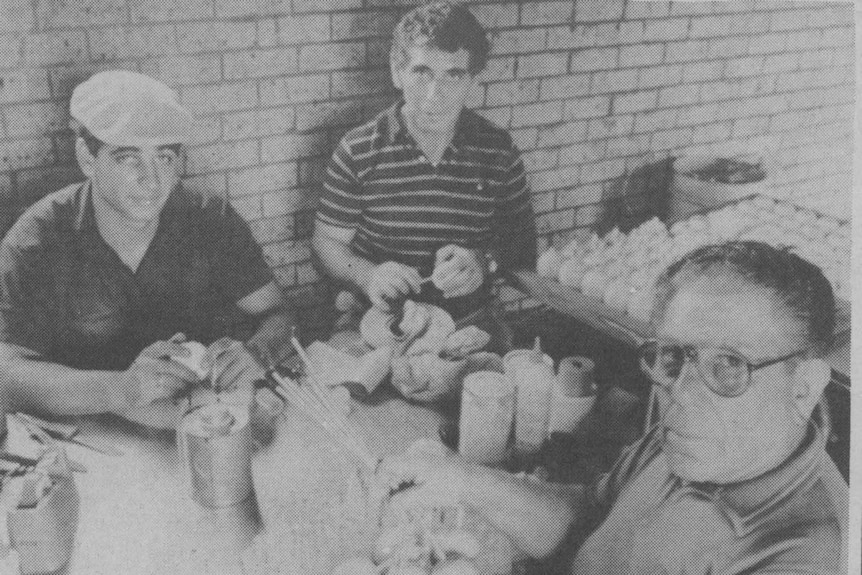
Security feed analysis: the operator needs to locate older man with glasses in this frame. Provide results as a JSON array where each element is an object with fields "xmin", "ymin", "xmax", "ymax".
[{"xmin": 377, "ymin": 241, "xmax": 847, "ymax": 574}]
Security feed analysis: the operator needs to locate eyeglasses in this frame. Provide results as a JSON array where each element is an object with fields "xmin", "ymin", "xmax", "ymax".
[{"xmin": 637, "ymin": 340, "xmax": 809, "ymax": 398}]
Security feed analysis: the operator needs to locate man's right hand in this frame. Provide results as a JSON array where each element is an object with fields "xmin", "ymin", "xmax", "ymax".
[
  {"xmin": 376, "ymin": 439, "xmax": 471, "ymax": 510},
  {"xmin": 365, "ymin": 261, "xmax": 422, "ymax": 311},
  {"xmin": 119, "ymin": 338, "xmax": 200, "ymax": 408}
]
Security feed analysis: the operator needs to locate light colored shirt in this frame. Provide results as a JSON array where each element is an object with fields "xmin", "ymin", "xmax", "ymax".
[{"xmin": 573, "ymin": 410, "xmax": 847, "ymax": 575}]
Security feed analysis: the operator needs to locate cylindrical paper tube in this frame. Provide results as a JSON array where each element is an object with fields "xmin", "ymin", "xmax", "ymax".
[
  {"xmin": 549, "ymin": 356, "xmax": 596, "ymax": 435},
  {"xmin": 556, "ymin": 356, "xmax": 596, "ymax": 397},
  {"xmin": 458, "ymin": 371, "xmax": 515, "ymax": 465},
  {"xmin": 179, "ymin": 403, "xmax": 254, "ymax": 508},
  {"xmin": 504, "ymin": 349, "xmax": 555, "ymax": 455}
]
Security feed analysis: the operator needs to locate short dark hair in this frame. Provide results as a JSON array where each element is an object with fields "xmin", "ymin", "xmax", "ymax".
[
  {"xmin": 74, "ymin": 124, "xmax": 105, "ymax": 157},
  {"xmin": 651, "ymin": 241, "xmax": 835, "ymax": 356},
  {"xmin": 390, "ymin": 1, "xmax": 490, "ymax": 75}
]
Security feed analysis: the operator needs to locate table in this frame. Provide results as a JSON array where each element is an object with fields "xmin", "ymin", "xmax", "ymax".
[{"xmin": 14, "ymin": 390, "xmax": 515, "ymax": 575}]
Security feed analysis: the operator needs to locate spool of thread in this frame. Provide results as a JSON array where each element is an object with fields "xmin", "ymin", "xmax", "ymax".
[
  {"xmin": 556, "ymin": 356, "xmax": 596, "ymax": 397},
  {"xmin": 505, "ymin": 349, "xmax": 555, "ymax": 455},
  {"xmin": 549, "ymin": 356, "xmax": 597, "ymax": 435},
  {"xmin": 179, "ymin": 403, "xmax": 254, "ymax": 508}
]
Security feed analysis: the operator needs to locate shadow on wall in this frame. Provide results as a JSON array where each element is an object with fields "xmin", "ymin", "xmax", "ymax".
[{"xmin": 594, "ymin": 157, "xmax": 676, "ymax": 236}]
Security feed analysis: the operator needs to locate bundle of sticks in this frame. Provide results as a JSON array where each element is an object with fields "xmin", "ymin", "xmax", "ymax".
[{"xmin": 257, "ymin": 330, "xmax": 379, "ymax": 470}]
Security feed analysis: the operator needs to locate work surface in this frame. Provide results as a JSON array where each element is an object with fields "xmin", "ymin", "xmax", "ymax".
[{"xmin": 34, "ymin": 391, "xmax": 516, "ymax": 575}]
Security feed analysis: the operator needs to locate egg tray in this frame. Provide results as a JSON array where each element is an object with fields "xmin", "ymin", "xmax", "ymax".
[{"xmin": 521, "ymin": 193, "xmax": 850, "ymax": 345}]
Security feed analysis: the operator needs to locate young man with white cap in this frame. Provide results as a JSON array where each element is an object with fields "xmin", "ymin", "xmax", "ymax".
[{"xmin": 0, "ymin": 70, "xmax": 293, "ymax": 427}]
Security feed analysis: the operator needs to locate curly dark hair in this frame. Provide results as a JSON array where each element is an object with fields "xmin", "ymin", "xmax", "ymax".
[
  {"xmin": 651, "ymin": 241, "xmax": 835, "ymax": 356},
  {"xmin": 390, "ymin": 1, "xmax": 490, "ymax": 75}
]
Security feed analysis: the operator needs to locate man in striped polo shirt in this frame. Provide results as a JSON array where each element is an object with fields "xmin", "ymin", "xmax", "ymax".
[{"xmin": 313, "ymin": 1, "xmax": 536, "ymax": 354}]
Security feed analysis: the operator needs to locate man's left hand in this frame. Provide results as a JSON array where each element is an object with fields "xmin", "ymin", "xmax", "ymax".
[
  {"xmin": 432, "ymin": 245, "xmax": 485, "ymax": 299},
  {"xmin": 203, "ymin": 338, "xmax": 264, "ymax": 392}
]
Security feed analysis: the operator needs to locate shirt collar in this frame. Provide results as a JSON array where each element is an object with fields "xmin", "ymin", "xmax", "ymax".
[
  {"xmin": 380, "ymin": 99, "xmax": 469, "ymax": 154},
  {"xmin": 671, "ymin": 407, "xmax": 829, "ymax": 538}
]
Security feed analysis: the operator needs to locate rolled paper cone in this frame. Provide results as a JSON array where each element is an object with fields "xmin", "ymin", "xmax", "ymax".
[
  {"xmin": 179, "ymin": 403, "xmax": 254, "ymax": 508},
  {"xmin": 557, "ymin": 356, "xmax": 595, "ymax": 397},
  {"xmin": 548, "ymin": 390, "xmax": 596, "ymax": 435}
]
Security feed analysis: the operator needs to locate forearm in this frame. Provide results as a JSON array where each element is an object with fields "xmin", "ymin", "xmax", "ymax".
[
  {"xmin": 460, "ymin": 465, "xmax": 589, "ymax": 559},
  {"xmin": 312, "ymin": 232, "xmax": 375, "ymax": 293},
  {"xmin": 0, "ymin": 347, "xmax": 131, "ymax": 416}
]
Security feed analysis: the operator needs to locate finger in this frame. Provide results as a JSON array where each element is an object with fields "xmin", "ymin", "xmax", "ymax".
[
  {"xmin": 370, "ymin": 291, "xmax": 391, "ymax": 312},
  {"xmin": 202, "ymin": 338, "xmax": 241, "ymax": 371},
  {"xmin": 209, "ymin": 350, "xmax": 243, "ymax": 389},
  {"xmin": 141, "ymin": 340, "xmax": 192, "ymax": 360},
  {"xmin": 215, "ymin": 358, "xmax": 257, "ymax": 392},
  {"xmin": 398, "ymin": 266, "xmax": 423, "ymax": 293},
  {"xmin": 151, "ymin": 358, "xmax": 201, "ymax": 383},
  {"xmin": 168, "ymin": 332, "xmax": 187, "ymax": 343},
  {"xmin": 389, "ymin": 482, "xmax": 458, "ymax": 511}
]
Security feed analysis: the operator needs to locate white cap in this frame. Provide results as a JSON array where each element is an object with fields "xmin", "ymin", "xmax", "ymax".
[{"xmin": 70, "ymin": 70, "xmax": 195, "ymax": 147}]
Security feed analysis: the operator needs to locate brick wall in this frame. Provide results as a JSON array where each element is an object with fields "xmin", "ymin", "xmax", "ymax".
[{"xmin": 0, "ymin": 0, "xmax": 854, "ymax": 326}]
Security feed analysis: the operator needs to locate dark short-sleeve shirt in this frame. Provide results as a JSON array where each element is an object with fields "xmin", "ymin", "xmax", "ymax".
[
  {"xmin": 572, "ymin": 416, "xmax": 847, "ymax": 574},
  {"xmin": 317, "ymin": 101, "xmax": 536, "ymax": 318},
  {"xmin": 0, "ymin": 181, "xmax": 273, "ymax": 371}
]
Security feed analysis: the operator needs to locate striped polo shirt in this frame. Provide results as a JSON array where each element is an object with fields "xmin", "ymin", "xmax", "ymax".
[{"xmin": 317, "ymin": 101, "xmax": 534, "ymax": 276}]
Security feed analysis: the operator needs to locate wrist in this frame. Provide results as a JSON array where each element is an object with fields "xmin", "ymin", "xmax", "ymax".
[
  {"xmin": 107, "ymin": 370, "xmax": 139, "ymax": 413},
  {"xmin": 352, "ymin": 257, "xmax": 375, "ymax": 294}
]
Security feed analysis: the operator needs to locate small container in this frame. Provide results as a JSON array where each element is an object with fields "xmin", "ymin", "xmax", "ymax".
[
  {"xmin": 504, "ymin": 349, "xmax": 555, "ymax": 456},
  {"xmin": 7, "ymin": 475, "xmax": 79, "ymax": 575},
  {"xmin": 179, "ymin": 403, "xmax": 254, "ymax": 508},
  {"xmin": 548, "ymin": 356, "xmax": 597, "ymax": 435},
  {"xmin": 458, "ymin": 371, "xmax": 515, "ymax": 465}
]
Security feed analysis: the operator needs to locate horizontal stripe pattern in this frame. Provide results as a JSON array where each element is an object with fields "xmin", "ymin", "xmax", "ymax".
[{"xmin": 317, "ymin": 103, "xmax": 533, "ymax": 269}]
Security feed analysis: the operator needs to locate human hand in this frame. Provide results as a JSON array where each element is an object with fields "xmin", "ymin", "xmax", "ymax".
[
  {"xmin": 121, "ymin": 335, "xmax": 199, "ymax": 407},
  {"xmin": 376, "ymin": 439, "xmax": 470, "ymax": 510},
  {"xmin": 391, "ymin": 353, "xmax": 464, "ymax": 403},
  {"xmin": 365, "ymin": 261, "xmax": 422, "ymax": 311},
  {"xmin": 432, "ymin": 245, "xmax": 484, "ymax": 298},
  {"xmin": 203, "ymin": 337, "xmax": 264, "ymax": 393}
]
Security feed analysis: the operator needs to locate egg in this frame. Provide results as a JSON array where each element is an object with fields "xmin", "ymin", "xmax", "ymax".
[
  {"xmin": 537, "ymin": 248, "xmax": 564, "ymax": 278},
  {"xmin": 581, "ymin": 270, "xmax": 610, "ymax": 299},
  {"xmin": 558, "ymin": 258, "xmax": 588, "ymax": 287},
  {"xmin": 603, "ymin": 278, "xmax": 632, "ymax": 312}
]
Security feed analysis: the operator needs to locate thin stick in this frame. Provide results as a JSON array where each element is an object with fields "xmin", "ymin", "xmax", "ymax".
[
  {"xmin": 290, "ymin": 334, "xmax": 376, "ymax": 456},
  {"xmin": 269, "ymin": 369, "xmax": 378, "ymax": 470}
]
